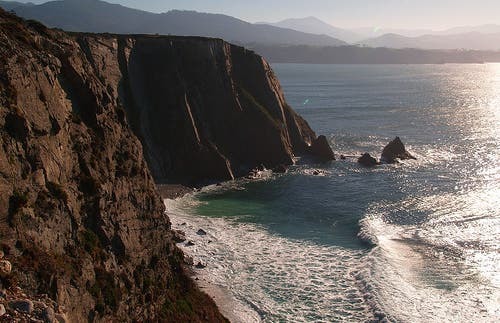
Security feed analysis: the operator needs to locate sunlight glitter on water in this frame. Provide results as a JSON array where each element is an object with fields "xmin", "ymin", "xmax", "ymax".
[{"xmin": 165, "ymin": 64, "xmax": 500, "ymax": 322}]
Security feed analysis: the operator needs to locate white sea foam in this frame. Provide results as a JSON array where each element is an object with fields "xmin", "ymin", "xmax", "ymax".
[
  {"xmin": 356, "ymin": 192, "xmax": 500, "ymax": 323},
  {"xmin": 165, "ymin": 194, "xmax": 374, "ymax": 322}
]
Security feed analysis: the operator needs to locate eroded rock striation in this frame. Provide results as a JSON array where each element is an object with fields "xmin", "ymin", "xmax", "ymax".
[{"xmin": 0, "ymin": 10, "xmax": 226, "ymax": 322}]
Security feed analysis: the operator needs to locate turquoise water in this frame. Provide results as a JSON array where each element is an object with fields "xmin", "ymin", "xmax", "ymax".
[{"xmin": 167, "ymin": 64, "xmax": 500, "ymax": 322}]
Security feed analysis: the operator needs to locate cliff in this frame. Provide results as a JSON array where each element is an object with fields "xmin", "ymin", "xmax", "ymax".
[
  {"xmin": 0, "ymin": 7, "xmax": 325, "ymax": 321},
  {"xmin": 0, "ymin": 10, "xmax": 226, "ymax": 322},
  {"xmin": 109, "ymin": 35, "xmax": 317, "ymax": 183}
]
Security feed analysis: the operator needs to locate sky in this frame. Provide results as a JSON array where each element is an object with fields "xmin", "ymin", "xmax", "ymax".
[{"xmin": 18, "ymin": 0, "xmax": 500, "ymax": 30}]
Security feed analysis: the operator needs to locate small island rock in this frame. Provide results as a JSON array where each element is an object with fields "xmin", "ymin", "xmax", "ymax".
[
  {"xmin": 381, "ymin": 137, "xmax": 416, "ymax": 163},
  {"xmin": 308, "ymin": 135, "xmax": 335, "ymax": 162},
  {"xmin": 358, "ymin": 153, "xmax": 378, "ymax": 167}
]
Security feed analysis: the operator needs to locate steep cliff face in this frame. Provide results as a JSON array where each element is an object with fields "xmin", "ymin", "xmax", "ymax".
[
  {"xmin": 0, "ymin": 10, "xmax": 225, "ymax": 322},
  {"xmin": 0, "ymin": 6, "xmax": 327, "ymax": 321},
  {"xmin": 67, "ymin": 33, "xmax": 319, "ymax": 185},
  {"xmin": 107, "ymin": 35, "xmax": 318, "ymax": 183}
]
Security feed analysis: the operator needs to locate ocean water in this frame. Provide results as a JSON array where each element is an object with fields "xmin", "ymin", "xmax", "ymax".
[{"xmin": 166, "ymin": 64, "xmax": 500, "ymax": 322}]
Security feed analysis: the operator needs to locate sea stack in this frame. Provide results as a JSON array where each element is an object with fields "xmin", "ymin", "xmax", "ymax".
[
  {"xmin": 308, "ymin": 135, "xmax": 336, "ymax": 162},
  {"xmin": 358, "ymin": 153, "xmax": 378, "ymax": 167},
  {"xmin": 381, "ymin": 137, "xmax": 416, "ymax": 163}
]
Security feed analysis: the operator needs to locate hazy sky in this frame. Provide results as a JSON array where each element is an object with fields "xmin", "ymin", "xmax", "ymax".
[{"xmin": 19, "ymin": 0, "xmax": 500, "ymax": 29}]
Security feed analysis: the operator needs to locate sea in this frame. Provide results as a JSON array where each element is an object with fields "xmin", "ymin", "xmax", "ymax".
[{"xmin": 165, "ymin": 64, "xmax": 500, "ymax": 322}]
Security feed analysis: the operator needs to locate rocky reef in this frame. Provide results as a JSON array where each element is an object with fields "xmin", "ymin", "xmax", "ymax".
[
  {"xmin": 0, "ymin": 7, "xmax": 330, "ymax": 322},
  {"xmin": 0, "ymin": 10, "xmax": 227, "ymax": 322}
]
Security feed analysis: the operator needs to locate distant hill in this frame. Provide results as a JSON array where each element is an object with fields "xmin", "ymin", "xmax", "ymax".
[
  {"xmin": 260, "ymin": 16, "xmax": 362, "ymax": 43},
  {"xmin": 361, "ymin": 32, "xmax": 500, "ymax": 50},
  {"xmin": 1, "ymin": 0, "xmax": 347, "ymax": 46},
  {"xmin": 436, "ymin": 24, "xmax": 500, "ymax": 35},
  {"xmin": 248, "ymin": 44, "xmax": 500, "ymax": 64},
  {"xmin": 352, "ymin": 24, "xmax": 500, "ymax": 39},
  {"xmin": 0, "ymin": 0, "xmax": 34, "ymax": 11}
]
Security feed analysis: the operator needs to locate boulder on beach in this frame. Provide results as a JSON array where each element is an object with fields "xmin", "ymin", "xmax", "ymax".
[
  {"xmin": 308, "ymin": 135, "xmax": 336, "ymax": 162},
  {"xmin": 195, "ymin": 261, "xmax": 206, "ymax": 269},
  {"xmin": 196, "ymin": 229, "xmax": 207, "ymax": 236},
  {"xmin": 381, "ymin": 137, "xmax": 416, "ymax": 163},
  {"xmin": 172, "ymin": 230, "xmax": 186, "ymax": 243},
  {"xmin": 358, "ymin": 153, "xmax": 378, "ymax": 167}
]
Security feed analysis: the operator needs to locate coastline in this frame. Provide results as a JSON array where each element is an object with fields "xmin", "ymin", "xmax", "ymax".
[
  {"xmin": 157, "ymin": 184, "xmax": 194, "ymax": 199},
  {"xmin": 163, "ymin": 192, "xmax": 263, "ymax": 323}
]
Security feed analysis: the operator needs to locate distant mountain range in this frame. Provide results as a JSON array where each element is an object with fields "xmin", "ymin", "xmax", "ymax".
[
  {"xmin": 360, "ymin": 32, "xmax": 500, "ymax": 51},
  {"xmin": 352, "ymin": 25, "xmax": 500, "ymax": 38},
  {"xmin": 260, "ymin": 17, "xmax": 500, "ymax": 50},
  {"xmin": 0, "ymin": 0, "xmax": 34, "ymax": 11},
  {"xmin": 1, "ymin": 0, "xmax": 500, "ymax": 53},
  {"xmin": 0, "ymin": 0, "xmax": 347, "ymax": 46},
  {"xmin": 258, "ymin": 17, "xmax": 363, "ymax": 43},
  {"xmin": 249, "ymin": 44, "xmax": 500, "ymax": 64}
]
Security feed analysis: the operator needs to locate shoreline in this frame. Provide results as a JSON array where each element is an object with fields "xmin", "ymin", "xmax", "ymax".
[
  {"xmin": 157, "ymin": 184, "xmax": 194, "ymax": 199},
  {"xmin": 163, "ymin": 193, "xmax": 262, "ymax": 323}
]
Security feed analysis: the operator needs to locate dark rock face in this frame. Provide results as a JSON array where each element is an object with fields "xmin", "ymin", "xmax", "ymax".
[
  {"xmin": 381, "ymin": 137, "xmax": 416, "ymax": 163},
  {"xmin": 110, "ymin": 36, "xmax": 318, "ymax": 183},
  {"xmin": 308, "ymin": 135, "xmax": 335, "ymax": 162},
  {"xmin": 8, "ymin": 300, "xmax": 34, "ymax": 314},
  {"xmin": 358, "ymin": 153, "xmax": 378, "ymax": 167},
  {"xmin": 0, "ymin": 10, "xmax": 226, "ymax": 322}
]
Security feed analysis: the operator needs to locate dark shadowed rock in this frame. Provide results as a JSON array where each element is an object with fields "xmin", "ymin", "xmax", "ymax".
[
  {"xmin": 272, "ymin": 164, "xmax": 288, "ymax": 173},
  {"xmin": 0, "ymin": 9, "xmax": 226, "ymax": 322},
  {"xmin": 196, "ymin": 229, "xmax": 207, "ymax": 236},
  {"xmin": 195, "ymin": 262, "xmax": 207, "ymax": 269},
  {"xmin": 186, "ymin": 241, "xmax": 195, "ymax": 247},
  {"xmin": 42, "ymin": 306, "xmax": 56, "ymax": 323},
  {"xmin": 358, "ymin": 153, "xmax": 378, "ymax": 167},
  {"xmin": 119, "ymin": 36, "xmax": 317, "ymax": 183},
  {"xmin": 9, "ymin": 300, "xmax": 34, "ymax": 314},
  {"xmin": 172, "ymin": 230, "xmax": 186, "ymax": 243},
  {"xmin": 308, "ymin": 135, "xmax": 335, "ymax": 162},
  {"xmin": 381, "ymin": 137, "xmax": 416, "ymax": 163}
]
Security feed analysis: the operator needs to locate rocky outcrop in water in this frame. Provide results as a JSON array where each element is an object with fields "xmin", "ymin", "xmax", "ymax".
[
  {"xmin": 0, "ymin": 10, "xmax": 226, "ymax": 322},
  {"xmin": 308, "ymin": 135, "xmax": 336, "ymax": 162},
  {"xmin": 381, "ymin": 137, "xmax": 416, "ymax": 163},
  {"xmin": 358, "ymin": 153, "xmax": 378, "ymax": 167}
]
